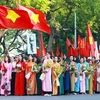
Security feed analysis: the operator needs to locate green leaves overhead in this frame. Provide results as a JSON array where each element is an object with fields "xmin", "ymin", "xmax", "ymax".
[{"xmin": 0, "ymin": 0, "xmax": 100, "ymax": 55}]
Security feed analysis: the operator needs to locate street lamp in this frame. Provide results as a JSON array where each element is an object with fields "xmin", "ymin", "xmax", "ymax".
[
  {"xmin": 63, "ymin": 28, "xmax": 71, "ymax": 31},
  {"xmin": 74, "ymin": 10, "xmax": 77, "ymax": 48},
  {"xmin": 63, "ymin": 28, "xmax": 72, "ymax": 37}
]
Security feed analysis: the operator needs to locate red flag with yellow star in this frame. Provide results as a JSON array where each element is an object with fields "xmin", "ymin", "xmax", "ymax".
[
  {"xmin": 0, "ymin": 6, "xmax": 33, "ymax": 29},
  {"xmin": 18, "ymin": 5, "xmax": 50, "ymax": 34},
  {"xmin": 87, "ymin": 24, "xmax": 95, "ymax": 57}
]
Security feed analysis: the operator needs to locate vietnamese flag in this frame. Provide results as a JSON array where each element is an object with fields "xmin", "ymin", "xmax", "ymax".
[
  {"xmin": 0, "ymin": 6, "xmax": 33, "ymax": 29},
  {"xmin": 87, "ymin": 24, "xmax": 95, "ymax": 57},
  {"xmin": 18, "ymin": 5, "xmax": 50, "ymax": 34}
]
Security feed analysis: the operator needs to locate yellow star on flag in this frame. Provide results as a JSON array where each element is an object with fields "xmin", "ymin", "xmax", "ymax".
[
  {"xmin": 30, "ymin": 13, "xmax": 39, "ymax": 24},
  {"xmin": 89, "ymin": 37, "xmax": 93, "ymax": 44},
  {"xmin": 6, "ymin": 10, "xmax": 20, "ymax": 23}
]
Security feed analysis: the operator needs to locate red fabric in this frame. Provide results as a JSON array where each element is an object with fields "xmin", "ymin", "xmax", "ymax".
[
  {"xmin": 87, "ymin": 24, "xmax": 95, "ymax": 57},
  {"xmin": 78, "ymin": 35, "xmax": 90, "ymax": 57},
  {"xmin": 92, "ymin": 63, "xmax": 97, "ymax": 91},
  {"xmin": 73, "ymin": 48, "xmax": 78, "ymax": 56},
  {"xmin": 93, "ymin": 70, "xmax": 97, "ymax": 91},
  {"xmin": 15, "ymin": 62, "xmax": 26, "ymax": 96},
  {"xmin": 66, "ymin": 37, "xmax": 71, "ymax": 47},
  {"xmin": 78, "ymin": 35, "xmax": 86, "ymax": 56},
  {"xmin": 60, "ymin": 52, "xmax": 63, "ymax": 58},
  {"xmin": 39, "ymin": 32, "xmax": 46, "ymax": 57},
  {"xmin": 51, "ymin": 49, "xmax": 54, "ymax": 57},
  {"xmin": 71, "ymin": 40, "xmax": 74, "ymax": 47},
  {"xmin": 68, "ymin": 47, "xmax": 78, "ymax": 57},
  {"xmin": 78, "ymin": 36, "xmax": 86, "ymax": 49},
  {"xmin": 18, "ymin": 5, "xmax": 50, "ymax": 34},
  {"xmin": 79, "ymin": 48, "xmax": 90, "ymax": 57},
  {"xmin": 78, "ymin": 35, "xmax": 81, "ymax": 48},
  {"xmin": 36, "ymin": 48, "xmax": 40, "ymax": 56},
  {"xmin": 85, "ymin": 42, "xmax": 90, "ymax": 57},
  {"xmin": 0, "ymin": 6, "xmax": 33, "ymax": 29}
]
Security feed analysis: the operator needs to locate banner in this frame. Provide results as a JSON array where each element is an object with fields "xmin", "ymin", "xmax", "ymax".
[
  {"xmin": 27, "ymin": 33, "xmax": 36, "ymax": 54},
  {"xmin": 94, "ymin": 41, "xmax": 99, "ymax": 60}
]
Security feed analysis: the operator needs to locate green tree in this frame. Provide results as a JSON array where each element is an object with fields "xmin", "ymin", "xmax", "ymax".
[{"xmin": 0, "ymin": 0, "xmax": 100, "ymax": 56}]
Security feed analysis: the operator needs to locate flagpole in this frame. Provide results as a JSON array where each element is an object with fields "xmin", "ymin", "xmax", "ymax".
[{"xmin": 74, "ymin": 10, "xmax": 77, "ymax": 48}]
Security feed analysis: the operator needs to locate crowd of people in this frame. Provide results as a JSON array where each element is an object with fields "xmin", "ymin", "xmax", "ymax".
[{"xmin": 0, "ymin": 53, "xmax": 100, "ymax": 96}]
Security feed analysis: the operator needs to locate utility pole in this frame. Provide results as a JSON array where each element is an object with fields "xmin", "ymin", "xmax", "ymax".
[{"xmin": 74, "ymin": 10, "xmax": 77, "ymax": 48}]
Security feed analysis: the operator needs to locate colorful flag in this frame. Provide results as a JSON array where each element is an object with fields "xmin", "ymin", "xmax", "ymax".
[
  {"xmin": 18, "ymin": 5, "xmax": 50, "ymax": 34},
  {"xmin": 87, "ymin": 24, "xmax": 95, "ymax": 57},
  {"xmin": 39, "ymin": 32, "xmax": 46, "ymax": 57},
  {"xmin": 0, "ymin": 6, "xmax": 33, "ymax": 29},
  {"xmin": 66, "ymin": 37, "xmax": 71, "ymax": 47}
]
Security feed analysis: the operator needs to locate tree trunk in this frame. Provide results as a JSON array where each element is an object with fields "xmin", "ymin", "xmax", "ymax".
[{"xmin": 47, "ymin": 29, "xmax": 54, "ymax": 52}]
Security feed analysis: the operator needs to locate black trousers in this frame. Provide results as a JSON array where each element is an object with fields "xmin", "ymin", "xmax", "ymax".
[{"xmin": 11, "ymin": 72, "xmax": 16, "ymax": 95}]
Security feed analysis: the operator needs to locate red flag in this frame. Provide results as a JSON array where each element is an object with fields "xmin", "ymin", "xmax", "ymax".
[
  {"xmin": 0, "ymin": 6, "xmax": 33, "ymax": 29},
  {"xmin": 66, "ymin": 37, "xmax": 71, "ymax": 47},
  {"xmin": 78, "ymin": 36, "xmax": 85, "ymax": 56},
  {"xmin": 73, "ymin": 48, "xmax": 78, "ymax": 56},
  {"xmin": 85, "ymin": 42, "xmax": 90, "ymax": 57},
  {"xmin": 56, "ymin": 45, "xmax": 60, "ymax": 56},
  {"xmin": 72, "ymin": 39, "xmax": 74, "ymax": 47},
  {"xmin": 18, "ymin": 5, "xmax": 50, "ymax": 34},
  {"xmin": 78, "ymin": 35, "xmax": 81, "ymax": 49},
  {"xmin": 60, "ymin": 51, "xmax": 63, "ymax": 58},
  {"xmin": 87, "ymin": 24, "xmax": 95, "ymax": 57},
  {"xmin": 78, "ymin": 36, "xmax": 86, "ymax": 49},
  {"xmin": 39, "ymin": 32, "xmax": 46, "ymax": 57},
  {"xmin": 78, "ymin": 35, "xmax": 90, "ymax": 57},
  {"xmin": 51, "ymin": 49, "xmax": 54, "ymax": 57},
  {"xmin": 68, "ymin": 47, "xmax": 78, "ymax": 57},
  {"xmin": 36, "ymin": 48, "xmax": 40, "ymax": 56}
]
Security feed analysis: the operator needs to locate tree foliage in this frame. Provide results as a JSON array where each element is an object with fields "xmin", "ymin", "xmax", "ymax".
[{"xmin": 0, "ymin": 0, "xmax": 100, "ymax": 56}]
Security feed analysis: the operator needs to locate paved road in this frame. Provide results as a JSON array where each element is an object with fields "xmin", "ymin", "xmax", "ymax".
[{"xmin": 0, "ymin": 94, "xmax": 100, "ymax": 100}]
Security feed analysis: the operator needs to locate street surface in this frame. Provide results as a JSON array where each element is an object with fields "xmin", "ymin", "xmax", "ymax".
[{"xmin": 0, "ymin": 94, "xmax": 100, "ymax": 100}]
